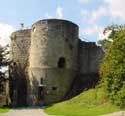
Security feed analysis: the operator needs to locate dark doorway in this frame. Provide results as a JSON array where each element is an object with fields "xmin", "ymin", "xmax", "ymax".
[
  {"xmin": 17, "ymin": 78, "xmax": 27, "ymax": 107},
  {"xmin": 58, "ymin": 57, "xmax": 66, "ymax": 68},
  {"xmin": 38, "ymin": 86, "xmax": 44, "ymax": 105}
]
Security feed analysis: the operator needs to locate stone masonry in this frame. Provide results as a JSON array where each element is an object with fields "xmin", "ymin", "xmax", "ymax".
[{"xmin": 9, "ymin": 19, "xmax": 104, "ymax": 106}]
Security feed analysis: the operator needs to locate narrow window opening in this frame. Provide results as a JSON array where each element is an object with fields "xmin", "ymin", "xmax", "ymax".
[
  {"xmin": 52, "ymin": 86, "xmax": 57, "ymax": 91},
  {"xmin": 33, "ymin": 27, "xmax": 36, "ymax": 32},
  {"xmin": 58, "ymin": 57, "xmax": 66, "ymax": 68},
  {"xmin": 65, "ymin": 38, "xmax": 68, "ymax": 42},
  {"xmin": 13, "ymin": 62, "xmax": 16, "ymax": 66},
  {"xmin": 0, "ymin": 83, "xmax": 4, "ymax": 94},
  {"xmin": 38, "ymin": 86, "xmax": 44, "ymax": 100},
  {"xmin": 41, "ymin": 78, "xmax": 43, "ymax": 84},
  {"xmin": 69, "ymin": 44, "xmax": 73, "ymax": 50}
]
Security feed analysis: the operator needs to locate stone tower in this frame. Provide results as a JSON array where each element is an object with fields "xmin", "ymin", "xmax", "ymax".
[
  {"xmin": 9, "ymin": 29, "xmax": 31, "ymax": 106},
  {"xmin": 28, "ymin": 19, "xmax": 79, "ymax": 105},
  {"xmin": 9, "ymin": 19, "xmax": 103, "ymax": 106}
]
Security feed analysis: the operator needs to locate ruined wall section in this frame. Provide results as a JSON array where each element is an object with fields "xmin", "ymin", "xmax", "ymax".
[
  {"xmin": 61, "ymin": 40, "xmax": 104, "ymax": 100},
  {"xmin": 28, "ymin": 19, "xmax": 79, "ymax": 105},
  {"xmin": 87, "ymin": 42, "xmax": 104, "ymax": 73},
  {"xmin": 78, "ymin": 40, "xmax": 104, "ymax": 88},
  {"xmin": 10, "ymin": 29, "xmax": 31, "ymax": 67},
  {"xmin": 79, "ymin": 41, "xmax": 103, "ymax": 74},
  {"xmin": 9, "ymin": 19, "xmax": 104, "ymax": 106},
  {"xmin": 9, "ymin": 29, "xmax": 31, "ymax": 106}
]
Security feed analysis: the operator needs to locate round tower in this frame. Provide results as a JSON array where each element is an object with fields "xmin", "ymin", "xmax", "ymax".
[
  {"xmin": 9, "ymin": 29, "xmax": 31, "ymax": 106},
  {"xmin": 28, "ymin": 19, "xmax": 79, "ymax": 105}
]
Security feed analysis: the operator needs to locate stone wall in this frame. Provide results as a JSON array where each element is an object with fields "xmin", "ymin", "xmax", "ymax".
[
  {"xmin": 9, "ymin": 19, "xmax": 104, "ymax": 106},
  {"xmin": 64, "ymin": 40, "xmax": 104, "ymax": 99},
  {"xmin": 9, "ymin": 29, "xmax": 31, "ymax": 106},
  {"xmin": 78, "ymin": 40, "xmax": 104, "ymax": 88},
  {"xmin": 28, "ymin": 19, "xmax": 79, "ymax": 105},
  {"xmin": 10, "ymin": 29, "xmax": 31, "ymax": 66},
  {"xmin": 78, "ymin": 40, "xmax": 103, "ymax": 74},
  {"xmin": 0, "ymin": 79, "xmax": 9, "ymax": 106}
]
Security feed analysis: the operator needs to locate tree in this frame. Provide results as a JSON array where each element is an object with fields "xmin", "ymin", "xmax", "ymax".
[
  {"xmin": 98, "ymin": 39, "xmax": 111, "ymax": 50},
  {"xmin": 98, "ymin": 24, "xmax": 125, "ymax": 50},
  {"xmin": 0, "ymin": 45, "xmax": 9, "ymax": 86},
  {"xmin": 100, "ymin": 25, "xmax": 125, "ymax": 108}
]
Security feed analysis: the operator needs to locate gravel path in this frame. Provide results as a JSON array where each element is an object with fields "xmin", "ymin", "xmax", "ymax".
[
  {"xmin": 1, "ymin": 109, "xmax": 125, "ymax": 116},
  {"xmin": 102, "ymin": 111, "xmax": 125, "ymax": 116},
  {"xmin": 0, "ymin": 108, "xmax": 49, "ymax": 116}
]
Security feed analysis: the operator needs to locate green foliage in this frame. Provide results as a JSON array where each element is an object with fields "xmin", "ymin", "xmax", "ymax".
[
  {"xmin": 104, "ymin": 24, "xmax": 125, "ymax": 40},
  {"xmin": 98, "ymin": 24, "xmax": 125, "ymax": 50},
  {"xmin": 0, "ymin": 107, "xmax": 9, "ymax": 113},
  {"xmin": 100, "ymin": 26, "xmax": 125, "ymax": 108},
  {"xmin": 0, "ymin": 45, "xmax": 9, "ymax": 95},
  {"xmin": 0, "ymin": 45, "xmax": 9, "ymax": 66},
  {"xmin": 0, "ymin": 47, "xmax": 6, "ymax": 79},
  {"xmin": 98, "ymin": 39, "xmax": 111, "ymax": 50},
  {"xmin": 44, "ymin": 88, "xmax": 120, "ymax": 116}
]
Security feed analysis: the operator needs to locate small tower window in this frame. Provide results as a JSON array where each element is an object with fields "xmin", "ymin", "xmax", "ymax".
[
  {"xmin": 52, "ymin": 86, "xmax": 57, "ymax": 91},
  {"xmin": 57, "ymin": 57, "xmax": 66, "ymax": 68},
  {"xmin": 33, "ymin": 27, "xmax": 36, "ymax": 32},
  {"xmin": 41, "ymin": 78, "xmax": 43, "ymax": 84},
  {"xmin": 13, "ymin": 62, "xmax": 16, "ymax": 66},
  {"xmin": 0, "ymin": 83, "xmax": 4, "ymax": 94}
]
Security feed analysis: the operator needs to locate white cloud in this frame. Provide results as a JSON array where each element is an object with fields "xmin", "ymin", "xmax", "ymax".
[
  {"xmin": 104, "ymin": 0, "xmax": 125, "ymax": 20},
  {"xmin": 45, "ymin": 6, "xmax": 64, "ymax": 19},
  {"xmin": 82, "ymin": 25, "xmax": 103, "ymax": 35},
  {"xmin": 79, "ymin": 0, "xmax": 89, "ymax": 3},
  {"xmin": 0, "ymin": 23, "xmax": 15, "ymax": 46},
  {"xmin": 86, "ymin": 0, "xmax": 125, "ymax": 22},
  {"xmin": 81, "ymin": 6, "xmax": 109, "ymax": 25},
  {"xmin": 56, "ymin": 6, "xmax": 63, "ymax": 19},
  {"xmin": 89, "ymin": 6, "xmax": 108, "ymax": 24},
  {"xmin": 80, "ymin": 8, "xmax": 107, "ymax": 41},
  {"xmin": 82, "ymin": 25, "xmax": 111, "ymax": 41},
  {"xmin": 80, "ymin": 24, "xmax": 105, "ymax": 41},
  {"xmin": 80, "ymin": 0, "xmax": 125, "ymax": 41},
  {"xmin": 99, "ymin": 30, "xmax": 111, "ymax": 40}
]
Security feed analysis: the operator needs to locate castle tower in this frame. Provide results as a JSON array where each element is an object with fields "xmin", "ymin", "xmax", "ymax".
[
  {"xmin": 28, "ymin": 19, "xmax": 79, "ymax": 105},
  {"xmin": 9, "ymin": 29, "xmax": 31, "ymax": 106}
]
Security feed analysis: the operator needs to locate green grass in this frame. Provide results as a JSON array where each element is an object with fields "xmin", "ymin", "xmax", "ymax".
[
  {"xmin": 44, "ymin": 87, "xmax": 121, "ymax": 116},
  {"xmin": 0, "ymin": 107, "xmax": 9, "ymax": 113}
]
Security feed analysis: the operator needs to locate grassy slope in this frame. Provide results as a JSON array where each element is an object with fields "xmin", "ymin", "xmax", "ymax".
[
  {"xmin": 44, "ymin": 88, "xmax": 121, "ymax": 116},
  {"xmin": 0, "ymin": 107, "xmax": 9, "ymax": 113}
]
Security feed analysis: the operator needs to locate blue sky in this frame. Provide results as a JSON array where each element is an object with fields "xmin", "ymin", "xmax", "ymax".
[{"xmin": 0, "ymin": 0, "xmax": 125, "ymax": 45}]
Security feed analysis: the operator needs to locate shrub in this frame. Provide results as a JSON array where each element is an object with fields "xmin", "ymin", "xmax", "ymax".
[{"xmin": 100, "ymin": 29, "xmax": 125, "ymax": 108}]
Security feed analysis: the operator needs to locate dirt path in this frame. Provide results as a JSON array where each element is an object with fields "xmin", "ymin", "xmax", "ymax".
[{"xmin": 0, "ymin": 108, "xmax": 49, "ymax": 116}]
